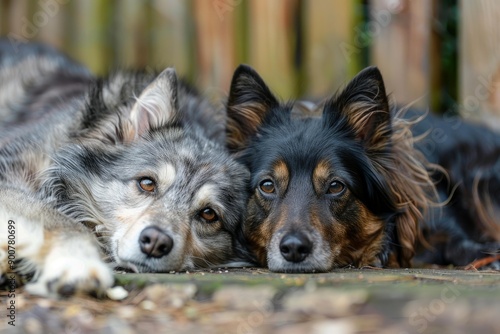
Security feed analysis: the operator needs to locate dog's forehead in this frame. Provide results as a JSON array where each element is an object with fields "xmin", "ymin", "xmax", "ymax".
[
  {"xmin": 148, "ymin": 148, "xmax": 235, "ymax": 188},
  {"xmin": 193, "ymin": 183, "xmax": 218, "ymax": 203},
  {"xmin": 252, "ymin": 126, "xmax": 358, "ymax": 187},
  {"xmin": 157, "ymin": 162, "xmax": 176, "ymax": 186},
  {"xmin": 131, "ymin": 131, "xmax": 227, "ymax": 166}
]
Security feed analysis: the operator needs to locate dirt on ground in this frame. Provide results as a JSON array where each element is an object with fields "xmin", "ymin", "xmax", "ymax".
[{"xmin": 1, "ymin": 268, "xmax": 500, "ymax": 334}]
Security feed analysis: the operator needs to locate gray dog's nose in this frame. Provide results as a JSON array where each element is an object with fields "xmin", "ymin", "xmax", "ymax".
[
  {"xmin": 279, "ymin": 233, "xmax": 312, "ymax": 263},
  {"xmin": 139, "ymin": 226, "xmax": 173, "ymax": 258}
]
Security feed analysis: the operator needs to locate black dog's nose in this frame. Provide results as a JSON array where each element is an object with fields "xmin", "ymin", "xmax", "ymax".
[
  {"xmin": 279, "ymin": 233, "xmax": 312, "ymax": 263},
  {"xmin": 139, "ymin": 226, "xmax": 173, "ymax": 258}
]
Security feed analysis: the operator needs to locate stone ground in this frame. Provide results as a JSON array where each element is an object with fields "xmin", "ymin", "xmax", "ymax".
[{"xmin": 1, "ymin": 267, "xmax": 500, "ymax": 334}]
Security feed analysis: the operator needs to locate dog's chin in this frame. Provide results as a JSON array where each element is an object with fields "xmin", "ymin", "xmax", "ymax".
[
  {"xmin": 269, "ymin": 265, "xmax": 330, "ymax": 273},
  {"xmin": 116, "ymin": 258, "xmax": 187, "ymax": 273},
  {"xmin": 267, "ymin": 256, "xmax": 333, "ymax": 273},
  {"xmin": 266, "ymin": 243, "xmax": 334, "ymax": 273}
]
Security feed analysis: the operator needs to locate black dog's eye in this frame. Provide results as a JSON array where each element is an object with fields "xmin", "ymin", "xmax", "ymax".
[
  {"xmin": 259, "ymin": 180, "xmax": 275, "ymax": 194},
  {"xmin": 199, "ymin": 208, "xmax": 219, "ymax": 223},
  {"xmin": 138, "ymin": 177, "xmax": 156, "ymax": 193},
  {"xmin": 328, "ymin": 180, "xmax": 345, "ymax": 195}
]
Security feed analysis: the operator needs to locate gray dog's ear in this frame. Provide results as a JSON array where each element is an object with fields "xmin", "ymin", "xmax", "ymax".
[{"xmin": 124, "ymin": 68, "xmax": 178, "ymax": 142}]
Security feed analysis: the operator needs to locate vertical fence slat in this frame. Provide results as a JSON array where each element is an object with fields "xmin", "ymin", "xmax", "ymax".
[
  {"xmin": 7, "ymin": 0, "xmax": 30, "ymax": 41},
  {"xmin": 460, "ymin": 0, "xmax": 500, "ymax": 121},
  {"xmin": 115, "ymin": 0, "xmax": 149, "ymax": 69},
  {"xmin": 38, "ymin": 0, "xmax": 69, "ymax": 50},
  {"xmin": 0, "ymin": 1, "xmax": 5, "ymax": 35},
  {"xmin": 303, "ymin": 0, "xmax": 359, "ymax": 97},
  {"xmin": 150, "ymin": 0, "xmax": 191, "ymax": 77},
  {"xmin": 67, "ymin": 0, "xmax": 112, "ymax": 75},
  {"xmin": 233, "ymin": 1, "xmax": 249, "ymax": 67},
  {"xmin": 193, "ymin": 0, "xmax": 237, "ymax": 96},
  {"xmin": 371, "ymin": 0, "xmax": 433, "ymax": 109},
  {"xmin": 248, "ymin": 0, "xmax": 299, "ymax": 99}
]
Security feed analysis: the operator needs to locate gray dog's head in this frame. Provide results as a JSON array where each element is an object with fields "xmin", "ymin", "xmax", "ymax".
[{"xmin": 44, "ymin": 69, "xmax": 249, "ymax": 272}]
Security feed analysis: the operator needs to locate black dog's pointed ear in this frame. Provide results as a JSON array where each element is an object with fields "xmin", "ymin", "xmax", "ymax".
[
  {"xmin": 226, "ymin": 65, "xmax": 279, "ymax": 152},
  {"xmin": 323, "ymin": 66, "xmax": 391, "ymax": 148}
]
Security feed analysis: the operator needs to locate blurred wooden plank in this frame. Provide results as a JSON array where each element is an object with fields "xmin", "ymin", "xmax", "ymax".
[
  {"xmin": 115, "ymin": 0, "xmax": 149, "ymax": 69},
  {"xmin": 38, "ymin": 0, "xmax": 70, "ymax": 49},
  {"xmin": 233, "ymin": 0, "xmax": 249, "ymax": 67},
  {"xmin": 6, "ymin": 0, "xmax": 30, "ymax": 40},
  {"xmin": 371, "ymin": 0, "xmax": 433, "ymax": 109},
  {"xmin": 303, "ymin": 0, "xmax": 359, "ymax": 97},
  {"xmin": 248, "ymin": 0, "xmax": 299, "ymax": 99},
  {"xmin": 66, "ymin": 0, "xmax": 112, "ymax": 75},
  {"xmin": 192, "ymin": 0, "xmax": 238, "ymax": 97},
  {"xmin": 0, "ymin": 1, "xmax": 5, "ymax": 35},
  {"xmin": 150, "ymin": 0, "xmax": 191, "ymax": 77},
  {"xmin": 2, "ymin": 0, "xmax": 68, "ymax": 48},
  {"xmin": 428, "ymin": 1, "xmax": 442, "ymax": 113},
  {"xmin": 460, "ymin": 0, "xmax": 500, "ymax": 121}
]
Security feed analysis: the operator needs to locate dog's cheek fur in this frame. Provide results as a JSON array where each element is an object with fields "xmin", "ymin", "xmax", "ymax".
[
  {"xmin": 332, "ymin": 199, "xmax": 386, "ymax": 267},
  {"xmin": 189, "ymin": 227, "xmax": 233, "ymax": 267},
  {"xmin": 243, "ymin": 192, "xmax": 276, "ymax": 266},
  {"xmin": 308, "ymin": 195, "xmax": 385, "ymax": 268}
]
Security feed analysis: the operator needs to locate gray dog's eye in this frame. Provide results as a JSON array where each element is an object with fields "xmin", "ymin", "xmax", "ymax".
[
  {"xmin": 138, "ymin": 177, "xmax": 156, "ymax": 193},
  {"xmin": 199, "ymin": 208, "xmax": 218, "ymax": 223}
]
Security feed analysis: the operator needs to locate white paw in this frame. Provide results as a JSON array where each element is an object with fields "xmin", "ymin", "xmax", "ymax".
[{"xmin": 25, "ymin": 237, "xmax": 114, "ymax": 297}]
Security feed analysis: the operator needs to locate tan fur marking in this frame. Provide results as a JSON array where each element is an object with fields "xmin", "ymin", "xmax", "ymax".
[
  {"xmin": 227, "ymin": 103, "xmax": 267, "ymax": 151},
  {"xmin": 346, "ymin": 102, "xmax": 391, "ymax": 145},
  {"xmin": 273, "ymin": 160, "xmax": 289, "ymax": 188},
  {"xmin": 354, "ymin": 207, "xmax": 385, "ymax": 266},
  {"xmin": 89, "ymin": 268, "xmax": 99, "ymax": 279},
  {"xmin": 328, "ymin": 200, "xmax": 385, "ymax": 268},
  {"xmin": 312, "ymin": 160, "xmax": 331, "ymax": 195},
  {"xmin": 245, "ymin": 192, "xmax": 289, "ymax": 266},
  {"xmin": 32, "ymin": 230, "xmax": 56, "ymax": 264}
]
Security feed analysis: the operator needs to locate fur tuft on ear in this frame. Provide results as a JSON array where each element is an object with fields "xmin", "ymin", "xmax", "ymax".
[
  {"xmin": 226, "ymin": 65, "xmax": 279, "ymax": 152},
  {"xmin": 323, "ymin": 66, "xmax": 391, "ymax": 150},
  {"xmin": 123, "ymin": 68, "xmax": 179, "ymax": 142}
]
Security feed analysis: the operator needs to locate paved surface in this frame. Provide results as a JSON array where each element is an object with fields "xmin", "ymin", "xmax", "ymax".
[{"xmin": 1, "ymin": 268, "xmax": 500, "ymax": 333}]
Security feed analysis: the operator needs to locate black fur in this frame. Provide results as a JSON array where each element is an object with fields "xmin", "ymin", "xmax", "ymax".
[{"xmin": 411, "ymin": 111, "xmax": 500, "ymax": 266}]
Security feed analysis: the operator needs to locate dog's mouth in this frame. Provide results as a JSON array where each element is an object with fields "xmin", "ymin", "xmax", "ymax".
[
  {"xmin": 270, "ymin": 266, "xmax": 328, "ymax": 274},
  {"xmin": 117, "ymin": 259, "xmax": 184, "ymax": 273},
  {"xmin": 122, "ymin": 261, "xmax": 141, "ymax": 273},
  {"xmin": 266, "ymin": 249, "xmax": 334, "ymax": 273},
  {"xmin": 112, "ymin": 259, "xmax": 150, "ymax": 273},
  {"xmin": 267, "ymin": 261, "xmax": 332, "ymax": 273}
]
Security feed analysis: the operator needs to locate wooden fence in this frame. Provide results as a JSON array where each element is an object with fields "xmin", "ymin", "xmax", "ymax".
[{"xmin": 1, "ymin": 0, "xmax": 500, "ymax": 121}]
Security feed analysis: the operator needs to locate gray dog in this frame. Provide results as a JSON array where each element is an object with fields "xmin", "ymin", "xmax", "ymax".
[{"xmin": 0, "ymin": 41, "xmax": 248, "ymax": 297}]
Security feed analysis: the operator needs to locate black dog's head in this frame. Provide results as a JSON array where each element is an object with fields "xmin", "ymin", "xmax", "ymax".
[{"xmin": 227, "ymin": 65, "xmax": 434, "ymax": 272}]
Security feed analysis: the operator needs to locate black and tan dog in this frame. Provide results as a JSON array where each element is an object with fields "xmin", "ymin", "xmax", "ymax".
[{"xmin": 226, "ymin": 64, "xmax": 500, "ymax": 272}]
